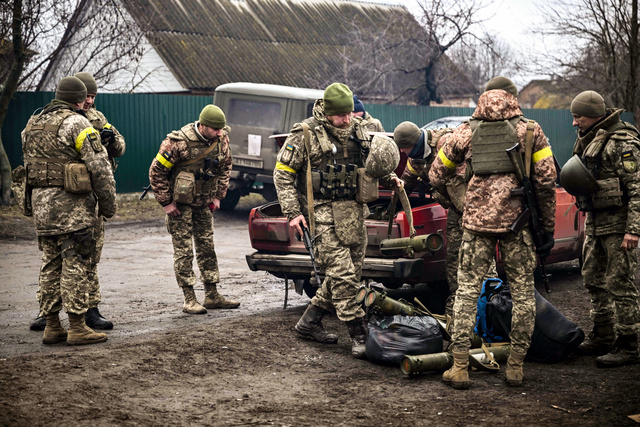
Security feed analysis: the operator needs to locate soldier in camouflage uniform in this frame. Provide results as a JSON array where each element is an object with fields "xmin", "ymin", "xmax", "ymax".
[
  {"xmin": 565, "ymin": 91, "xmax": 640, "ymax": 368},
  {"xmin": 430, "ymin": 76, "xmax": 557, "ymax": 388},
  {"xmin": 22, "ymin": 76, "xmax": 117, "ymax": 346},
  {"xmin": 149, "ymin": 105, "xmax": 239, "ymax": 314},
  {"xmin": 29, "ymin": 72, "xmax": 125, "ymax": 331},
  {"xmin": 352, "ymin": 94, "xmax": 384, "ymax": 133},
  {"xmin": 274, "ymin": 83, "xmax": 402, "ymax": 358}
]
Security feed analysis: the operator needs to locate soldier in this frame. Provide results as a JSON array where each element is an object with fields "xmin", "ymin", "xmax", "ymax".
[
  {"xmin": 22, "ymin": 76, "xmax": 117, "ymax": 345},
  {"xmin": 352, "ymin": 94, "xmax": 384, "ymax": 132},
  {"xmin": 430, "ymin": 76, "xmax": 557, "ymax": 388},
  {"xmin": 149, "ymin": 105, "xmax": 239, "ymax": 314},
  {"xmin": 274, "ymin": 83, "xmax": 402, "ymax": 358},
  {"xmin": 561, "ymin": 90, "xmax": 640, "ymax": 367},
  {"xmin": 29, "ymin": 72, "xmax": 125, "ymax": 331}
]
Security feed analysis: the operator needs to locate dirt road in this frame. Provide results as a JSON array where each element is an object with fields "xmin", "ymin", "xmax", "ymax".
[{"xmin": 1, "ymin": 196, "xmax": 639, "ymax": 426}]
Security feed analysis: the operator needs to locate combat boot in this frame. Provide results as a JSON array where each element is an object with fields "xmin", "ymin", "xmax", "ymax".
[
  {"xmin": 67, "ymin": 313, "xmax": 108, "ymax": 345},
  {"xmin": 505, "ymin": 349, "xmax": 527, "ymax": 387},
  {"xmin": 295, "ymin": 304, "xmax": 338, "ymax": 344},
  {"xmin": 595, "ymin": 334, "xmax": 640, "ymax": 368},
  {"xmin": 345, "ymin": 318, "xmax": 367, "ymax": 359},
  {"xmin": 203, "ymin": 283, "xmax": 240, "ymax": 309},
  {"xmin": 577, "ymin": 322, "xmax": 616, "ymax": 355},
  {"xmin": 30, "ymin": 315, "xmax": 46, "ymax": 331},
  {"xmin": 85, "ymin": 306, "xmax": 114, "ymax": 330},
  {"xmin": 42, "ymin": 312, "xmax": 67, "ymax": 345},
  {"xmin": 443, "ymin": 351, "xmax": 471, "ymax": 389},
  {"xmin": 182, "ymin": 286, "xmax": 207, "ymax": 314}
]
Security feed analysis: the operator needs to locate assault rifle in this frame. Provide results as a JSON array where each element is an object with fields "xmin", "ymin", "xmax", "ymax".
[
  {"xmin": 506, "ymin": 144, "xmax": 552, "ymax": 293},
  {"xmin": 300, "ymin": 224, "xmax": 322, "ymax": 287}
]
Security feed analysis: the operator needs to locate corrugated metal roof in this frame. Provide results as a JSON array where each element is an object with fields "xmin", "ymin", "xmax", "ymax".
[{"xmin": 121, "ymin": 0, "xmax": 417, "ymax": 91}]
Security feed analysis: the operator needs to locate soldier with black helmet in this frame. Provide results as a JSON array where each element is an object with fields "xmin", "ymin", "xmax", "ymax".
[{"xmin": 561, "ymin": 90, "xmax": 640, "ymax": 368}]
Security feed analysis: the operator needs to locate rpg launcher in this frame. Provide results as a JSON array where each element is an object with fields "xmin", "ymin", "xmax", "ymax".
[{"xmin": 506, "ymin": 143, "xmax": 553, "ymax": 293}]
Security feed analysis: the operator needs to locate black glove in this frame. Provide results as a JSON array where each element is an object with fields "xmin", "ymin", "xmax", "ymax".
[
  {"xmin": 536, "ymin": 231, "xmax": 555, "ymax": 259},
  {"xmin": 100, "ymin": 128, "xmax": 115, "ymax": 146}
]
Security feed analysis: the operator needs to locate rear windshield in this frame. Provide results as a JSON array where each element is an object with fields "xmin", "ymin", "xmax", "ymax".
[{"xmin": 228, "ymin": 99, "xmax": 282, "ymax": 128}]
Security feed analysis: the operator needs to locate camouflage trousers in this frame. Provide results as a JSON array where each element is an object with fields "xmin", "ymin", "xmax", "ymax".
[
  {"xmin": 582, "ymin": 233, "xmax": 640, "ymax": 335},
  {"xmin": 444, "ymin": 210, "xmax": 497, "ymax": 318},
  {"xmin": 311, "ymin": 222, "xmax": 366, "ymax": 322},
  {"xmin": 166, "ymin": 204, "xmax": 219, "ymax": 288},
  {"xmin": 86, "ymin": 218, "xmax": 105, "ymax": 308},
  {"xmin": 451, "ymin": 228, "xmax": 537, "ymax": 354},
  {"xmin": 37, "ymin": 232, "xmax": 93, "ymax": 315}
]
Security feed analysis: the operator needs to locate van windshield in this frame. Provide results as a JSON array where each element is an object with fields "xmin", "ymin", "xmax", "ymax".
[{"xmin": 228, "ymin": 99, "xmax": 282, "ymax": 129}]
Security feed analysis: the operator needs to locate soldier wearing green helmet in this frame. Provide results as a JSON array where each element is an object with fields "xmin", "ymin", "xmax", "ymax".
[
  {"xmin": 274, "ymin": 82, "xmax": 403, "ymax": 359},
  {"xmin": 21, "ymin": 75, "xmax": 117, "ymax": 345},
  {"xmin": 149, "ymin": 104, "xmax": 240, "ymax": 314},
  {"xmin": 564, "ymin": 90, "xmax": 640, "ymax": 368}
]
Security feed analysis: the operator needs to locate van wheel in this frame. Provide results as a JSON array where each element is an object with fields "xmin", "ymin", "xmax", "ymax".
[{"xmin": 220, "ymin": 189, "xmax": 241, "ymax": 211}]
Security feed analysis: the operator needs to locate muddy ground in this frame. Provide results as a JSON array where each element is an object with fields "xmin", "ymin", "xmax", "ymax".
[{"xmin": 1, "ymin": 194, "xmax": 639, "ymax": 426}]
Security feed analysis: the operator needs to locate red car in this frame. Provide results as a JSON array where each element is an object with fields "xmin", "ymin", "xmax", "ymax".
[{"xmin": 245, "ymin": 176, "xmax": 585, "ymax": 298}]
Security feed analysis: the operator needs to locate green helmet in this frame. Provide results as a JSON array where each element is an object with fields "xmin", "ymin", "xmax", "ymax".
[
  {"xmin": 559, "ymin": 155, "xmax": 599, "ymax": 196},
  {"xmin": 366, "ymin": 134, "xmax": 400, "ymax": 178}
]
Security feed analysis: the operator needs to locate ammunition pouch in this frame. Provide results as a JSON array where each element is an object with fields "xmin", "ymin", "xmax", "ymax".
[
  {"xmin": 63, "ymin": 162, "xmax": 92, "ymax": 194},
  {"xmin": 11, "ymin": 165, "xmax": 33, "ymax": 217},
  {"xmin": 577, "ymin": 177, "xmax": 624, "ymax": 211},
  {"xmin": 61, "ymin": 228, "xmax": 95, "ymax": 261},
  {"xmin": 313, "ymin": 164, "xmax": 359, "ymax": 199},
  {"xmin": 27, "ymin": 159, "xmax": 65, "ymax": 188},
  {"xmin": 332, "ymin": 199, "xmax": 363, "ymax": 246},
  {"xmin": 173, "ymin": 170, "xmax": 196, "ymax": 204},
  {"xmin": 356, "ymin": 168, "xmax": 378, "ymax": 203}
]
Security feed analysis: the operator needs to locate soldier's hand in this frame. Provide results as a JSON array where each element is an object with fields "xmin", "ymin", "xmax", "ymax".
[
  {"xmin": 289, "ymin": 214, "xmax": 307, "ymax": 238},
  {"xmin": 536, "ymin": 231, "xmax": 555, "ymax": 258},
  {"xmin": 209, "ymin": 199, "xmax": 220, "ymax": 211},
  {"xmin": 100, "ymin": 128, "xmax": 115, "ymax": 146},
  {"xmin": 621, "ymin": 233, "xmax": 639, "ymax": 250},
  {"xmin": 163, "ymin": 202, "xmax": 180, "ymax": 217}
]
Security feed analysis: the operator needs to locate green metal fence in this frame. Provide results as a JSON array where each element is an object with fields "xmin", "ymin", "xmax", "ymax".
[{"xmin": 3, "ymin": 92, "xmax": 634, "ymax": 194}]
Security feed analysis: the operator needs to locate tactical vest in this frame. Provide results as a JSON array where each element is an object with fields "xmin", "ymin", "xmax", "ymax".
[
  {"xmin": 170, "ymin": 136, "xmax": 223, "ymax": 199},
  {"xmin": 577, "ymin": 121, "xmax": 639, "ymax": 211},
  {"xmin": 469, "ymin": 116, "xmax": 524, "ymax": 175},
  {"xmin": 307, "ymin": 118, "xmax": 367, "ymax": 200},
  {"xmin": 23, "ymin": 108, "xmax": 77, "ymax": 188}
]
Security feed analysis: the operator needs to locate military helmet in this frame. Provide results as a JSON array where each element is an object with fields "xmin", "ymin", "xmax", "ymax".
[
  {"xmin": 559, "ymin": 155, "xmax": 599, "ymax": 196},
  {"xmin": 366, "ymin": 134, "xmax": 400, "ymax": 178}
]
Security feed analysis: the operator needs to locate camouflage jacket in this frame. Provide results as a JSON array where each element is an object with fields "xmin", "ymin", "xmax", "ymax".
[
  {"xmin": 429, "ymin": 90, "xmax": 557, "ymax": 234},
  {"xmin": 85, "ymin": 105, "xmax": 126, "ymax": 161},
  {"xmin": 274, "ymin": 99, "xmax": 395, "ymax": 223},
  {"xmin": 573, "ymin": 108, "xmax": 640, "ymax": 236},
  {"xmin": 359, "ymin": 112, "xmax": 385, "ymax": 133},
  {"xmin": 149, "ymin": 122, "xmax": 232, "ymax": 207},
  {"xmin": 401, "ymin": 128, "xmax": 455, "ymax": 195},
  {"xmin": 21, "ymin": 100, "xmax": 117, "ymax": 236}
]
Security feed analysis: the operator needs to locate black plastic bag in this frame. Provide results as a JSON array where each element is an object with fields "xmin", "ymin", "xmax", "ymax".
[{"xmin": 365, "ymin": 315, "xmax": 443, "ymax": 366}]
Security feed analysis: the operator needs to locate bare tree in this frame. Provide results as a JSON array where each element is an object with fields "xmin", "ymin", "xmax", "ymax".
[
  {"xmin": 448, "ymin": 34, "xmax": 522, "ymax": 91},
  {"xmin": 314, "ymin": 0, "xmax": 488, "ymax": 105},
  {"xmin": 0, "ymin": 0, "xmax": 149, "ymax": 204},
  {"xmin": 538, "ymin": 0, "xmax": 639, "ymax": 121}
]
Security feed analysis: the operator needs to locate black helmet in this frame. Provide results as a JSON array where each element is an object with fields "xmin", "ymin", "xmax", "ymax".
[{"xmin": 559, "ymin": 155, "xmax": 599, "ymax": 196}]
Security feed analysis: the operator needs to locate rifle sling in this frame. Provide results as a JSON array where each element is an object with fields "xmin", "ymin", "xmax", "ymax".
[
  {"xmin": 524, "ymin": 120, "xmax": 535, "ymax": 178},
  {"xmin": 178, "ymin": 140, "xmax": 219, "ymax": 167},
  {"xmin": 302, "ymin": 123, "xmax": 315, "ymax": 236}
]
